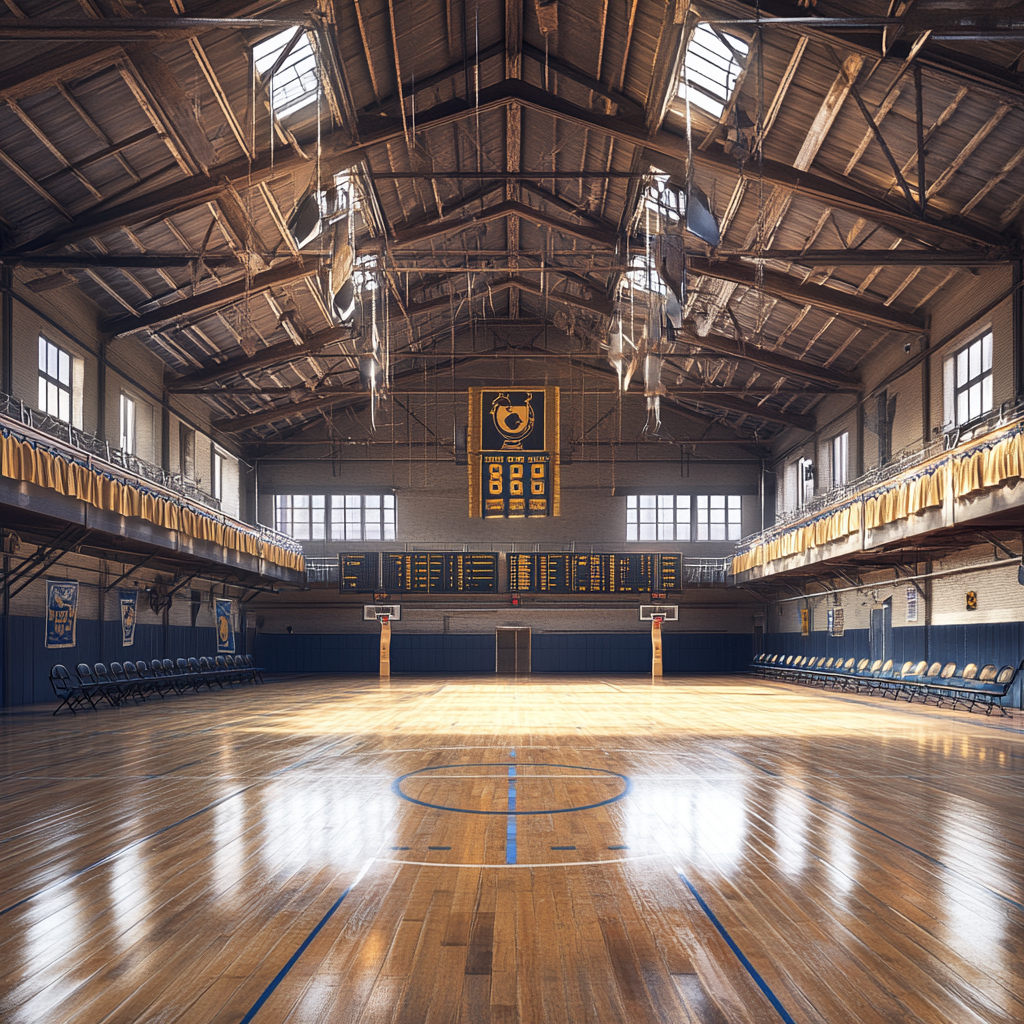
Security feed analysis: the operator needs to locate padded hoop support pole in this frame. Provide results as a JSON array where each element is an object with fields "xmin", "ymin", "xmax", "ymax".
[
  {"xmin": 651, "ymin": 616, "xmax": 663, "ymax": 678},
  {"xmin": 379, "ymin": 616, "xmax": 391, "ymax": 679}
]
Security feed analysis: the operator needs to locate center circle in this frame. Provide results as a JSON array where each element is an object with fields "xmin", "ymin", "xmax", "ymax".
[{"xmin": 392, "ymin": 762, "xmax": 631, "ymax": 815}]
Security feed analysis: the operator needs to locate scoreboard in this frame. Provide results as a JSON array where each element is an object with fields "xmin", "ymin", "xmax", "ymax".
[
  {"xmin": 508, "ymin": 553, "xmax": 682, "ymax": 593},
  {"xmin": 338, "ymin": 553, "xmax": 379, "ymax": 592},
  {"xmin": 381, "ymin": 552, "xmax": 498, "ymax": 593}
]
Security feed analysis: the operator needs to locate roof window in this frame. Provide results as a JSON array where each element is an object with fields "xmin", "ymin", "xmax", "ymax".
[
  {"xmin": 678, "ymin": 24, "xmax": 748, "ymax": 119},
  {"xmin": 254, "ymin": 28, "xmax": 321, "ymax": 119}
]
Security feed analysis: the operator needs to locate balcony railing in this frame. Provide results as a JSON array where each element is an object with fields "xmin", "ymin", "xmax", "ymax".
[
  {"xmin": 1, "ymin": 391, "xmax": 301, "ymax": 563},
  {"xmin": 734, "ymin": 396, "xmax": 1024, "ymax": 561}
]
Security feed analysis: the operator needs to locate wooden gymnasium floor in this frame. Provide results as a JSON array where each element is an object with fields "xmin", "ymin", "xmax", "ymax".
[{"xmin": 1, "ymin": 674, "xmax": 1022, "ymax": 1024}]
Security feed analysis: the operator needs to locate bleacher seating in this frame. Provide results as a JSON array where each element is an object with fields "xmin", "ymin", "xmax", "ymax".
[
  {"xmin": 750, "ymin": 652, "xmax": 1019, "ymax": 715},
  {"xmin": 48, "ymin": 655, "xmax": 268, "ymax": 714}
]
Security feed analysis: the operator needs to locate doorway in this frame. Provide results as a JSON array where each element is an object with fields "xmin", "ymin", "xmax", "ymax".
[
  {"xmin": 496, "ymin": 627, "xmax": 531, "ymax": 674},
  {"xmin": 869, "ymin": 598, "xmax": 893, "ymax": 661}
]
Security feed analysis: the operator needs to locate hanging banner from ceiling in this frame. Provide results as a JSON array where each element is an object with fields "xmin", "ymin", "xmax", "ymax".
[
  {"xmin": 119, "ymin": 589, "xmax": 138, "ymax": 647},
  {"xmin": 468, "ymin": 387, "xmax": 560, "ymax": 518},
  {"xmin": 45, "ymin": 580, "xmax": 79, "ymax": 649}
]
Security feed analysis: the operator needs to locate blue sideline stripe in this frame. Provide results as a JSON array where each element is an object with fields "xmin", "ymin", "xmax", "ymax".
[
  {"xmin": 677, "ymin": 871, "xmax": 798, "ymax": 1024},
  {"xmin": 506, "ymin": 758, "xmax": 517, "ymax": 864},
  {"xmin": 238, "ymin": 879, "xmax": 361, "ymax": 1024},
  {"xmin": 0, "ymin": 735, "xmax": 354, "ymax": 918},
  {"xmin": 730, "ymin": 751, "xmax": 1024, "ymax": 915},
  {"xmin": 551, "ymin": 846, "xmax": 576, "ymax": 850}
]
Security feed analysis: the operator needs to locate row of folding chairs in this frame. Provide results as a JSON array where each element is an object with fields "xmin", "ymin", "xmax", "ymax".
[
  {"xmin": 751, "ymin": 653, "xmax": 1019, "ymax": 716},
  {"xmin": 49, "ymin": 655, "xmax": 265, "ymax": 714}
]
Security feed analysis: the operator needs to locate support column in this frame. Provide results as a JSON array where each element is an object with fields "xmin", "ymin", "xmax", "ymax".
[
  {"xmin": 379, "ymin": 615, "xmax": 391, "ymax": 679},
  {"xmin": 651, "ymin": 616, "xmax": 663, "ymax": 678}
]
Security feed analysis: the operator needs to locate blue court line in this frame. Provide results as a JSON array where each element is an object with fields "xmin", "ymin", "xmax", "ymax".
[
  {"xmin": 238, "ymin": 873, "xmax": 364, "ymax": 1024},
  {"xmin": 392, "ymin": 762, "xmax": 631, "ymax": 815},
  {"xmin": 506, "ymin": 758, "xmax": 517, "ymax": 864},
  {"xmin": 0, "ymin": 736, "xmax": 354, "ymax": 918},
  {"xmin": 730, "ymin": 750, "xmax": 1024, "ymax": 915},
  {"xmin": 677, "ymin": 870, "xmax": 798, "ymax": 1024},
  {"xmin": 551, "ymin": 845, "xmax": 576, "ymax": 850}
]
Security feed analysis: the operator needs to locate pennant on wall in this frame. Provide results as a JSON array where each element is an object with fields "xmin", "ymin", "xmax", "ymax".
[
  {"xmin": 215, "ymin": 598, "xmax": 235, "ymax": 654},
  {"xmin": 45, "ymin": 580, "xmax": 79, "ymax": 649},
  {"xmin": 467, "ymin": 387, "xmax": 560, "ymax": 519},
  {"xmin": 120, "ymin": 589, "xmax": 138, "ymax": 647}
]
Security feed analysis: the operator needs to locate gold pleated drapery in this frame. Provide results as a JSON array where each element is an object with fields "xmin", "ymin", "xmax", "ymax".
[
  {"xmin": 731, "ymin": 423, "xmax": 1024, "ymax": 577},
  {"xmin": 0, "ymin": 431, "xmax": 304, "ymax": 572}
]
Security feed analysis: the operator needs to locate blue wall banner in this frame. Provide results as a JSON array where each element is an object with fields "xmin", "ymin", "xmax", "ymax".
[
  {"xmin": 215, "ymin": 599, "xmax": 235, "ymax": 653},
  {"xmin": 119, "ymin": 589, "xmax": 138, "ymax": 647},
  {"xmin": 45, "ymin": 580, "xmax": 79, "ymax": 649}
]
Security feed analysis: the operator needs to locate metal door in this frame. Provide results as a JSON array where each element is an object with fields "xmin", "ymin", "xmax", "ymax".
[{"xmin": 496, "ymin": 627, "xmax": 531, "ymax": 673}]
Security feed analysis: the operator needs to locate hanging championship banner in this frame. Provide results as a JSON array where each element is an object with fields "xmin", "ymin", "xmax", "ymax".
[
  {"xmin": 45, "ymin": 580, "xmax": 79, "ymax": 649},
  {"xmin": 468, "ymin": 387, "xmax": 560, "ymax": 518},
  {"xmin": 215, "ymin": 598, "xmax": 235, "ymax": 654},
  {"xmin": 119, "ymin": 589, "xmax": 138, "ymax": 647}
]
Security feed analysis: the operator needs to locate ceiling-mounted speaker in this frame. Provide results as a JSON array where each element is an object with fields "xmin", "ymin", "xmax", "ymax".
[
  {"xmin": 287, "ymin": 192, "xmax": 322, "ymax": 249},
  {"xmin": 686, "ymin": 183, "xmax": 720, "ymax": 247}
]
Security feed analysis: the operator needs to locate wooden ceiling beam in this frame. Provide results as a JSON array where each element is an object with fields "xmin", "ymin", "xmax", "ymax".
[
  {"xmin": 391, "ymin": 198, "xmax": 618, "ymax": 248},
  {"xmin": 674, "ymin": 328, "xmax": 860, "ymax": 388},
  {"xmin": 101, "ymin": 260, "xmax": 320, "ymax": 337},
  {"xmin": 0, "ymin": 45, "xmax": 121, "ymax": 104},
  {"xmin": 0, "ymin": 15, "xmax": 312, "ymax": 41},
  {"xmin": 702, "ymin": 0, "xmax": 1024, "ymax": 104},
  {"xmin": 14, "ymin": 77, "xmax": 1012, "ymax": 255},
  {"xmin": 686, "ymin": 256, "xmax": 926, "ymax": 333},
  {"xmin": 663, "ymin": 390, "xmax": 816, "ymax": 431},
  {"xmin": 168, "ymin": 325, "xmax": 354, "ymax": 389}
]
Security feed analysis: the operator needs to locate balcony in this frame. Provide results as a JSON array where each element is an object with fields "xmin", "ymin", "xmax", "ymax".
[
  {"xmin": 1, "ymin": 392, "xmax": 304, "ymax": 581},
  {"xmin": 731, "ymin": 399, "xmax": 1024, "ymax": 585}
]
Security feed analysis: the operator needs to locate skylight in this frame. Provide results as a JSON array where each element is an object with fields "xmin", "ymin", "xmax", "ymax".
[
  {"xmin": 253, "ymin": 28, "xmax": 321, "ymax": 119},
  {"xmin": 678, "ymin": 23, "xmax": 748, "ymax": 119}
]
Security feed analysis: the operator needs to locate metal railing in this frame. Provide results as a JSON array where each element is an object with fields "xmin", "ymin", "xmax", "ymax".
[
  {"xmin": 304, "ymin": 554, "xmax": 731, "ymax": 587},
  {"xmin": 305, "ymin": 558, "xmax": 339, "ymax": 584},
  {"xmin": 735, "ymin": 396, "xmax": 1024, "ymax": 558},
  {"xmin": 1, "ymin": 390, "xmax": 301, "ymax": 560},
  {"xmin": 683, "ymin": 557, "xmax": 731, "ymax": 585}
]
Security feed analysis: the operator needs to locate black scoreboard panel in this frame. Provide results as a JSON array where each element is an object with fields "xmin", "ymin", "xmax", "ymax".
[
  {"xmin": 338, "ymin": 553, "xmax": 379, "ymax": 592},
  {"xmin": 658, "ymin": 553, "xmax": 683, "ymax": 591},
  {"xmin": 382, "ymin": 553, "xmax": 498, "ymax": 593},
  {"xmin": 508, "ymin": 553, "xmax": 681, "ymax": 593},
  {"xmin": 448, "ymin": 553, "xmax": 500, "ymax": 592}
]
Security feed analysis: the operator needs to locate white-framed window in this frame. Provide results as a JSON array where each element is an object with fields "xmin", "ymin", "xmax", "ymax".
[
  {"xmin": 38, "ymin": 335, "xmax": 71, "ymax": 423},
  {"xmin": 119, "ymin": 393, "xmax": 136, "ymax": 455},
  {"xmin": 797, "ymin": 457, "xmax": 815, "ymax": 506},
  {"xmin": 253, "ymin": 28, "xmax": 320, "ymax": 119},
  {"xmin": 626, "ymin": 495, "xmax": 691, "ymax": 542},
  {"xmin": 330, "ymin": 494, "xmax": 396, "ymax": 541},
  {"xmin": 623, "ymin": 252, "xmax": 668, "ymax": 297},
  {"xmin": 678, "ymin": 23, "xmax": 749, "ymax": 119},
  {"xmin": 275, "ymin": 494, "xmax": 326, "ymax": 541},
  {"xmin": 944, "ymin": 330, "xmax": 993, "ymax": 428},
  {"xmin": 832, "ymin": 432, "xmax": 849, "ymax": 488},
  {"xmin": 695, "ymin": 495, "xmax": 742, "ymax": 541},
  {"xmin": 212, "ymin": 449, "xmax": 224, "ymax": 501}
]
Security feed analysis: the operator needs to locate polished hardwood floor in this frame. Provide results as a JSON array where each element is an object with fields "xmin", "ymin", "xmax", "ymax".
[{"xmin": 1, "ymin": 673, "xmax": 1022, "ymax": 1023}]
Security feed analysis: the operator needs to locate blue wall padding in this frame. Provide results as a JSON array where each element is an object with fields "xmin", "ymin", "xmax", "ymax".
[
  {"xmin": 0, "ymin": 615, "xmax": 230, "ymax": 707},
  {"xmin": 761, "ymin": 624, "xmax": 1024, "ymax": 707}
]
